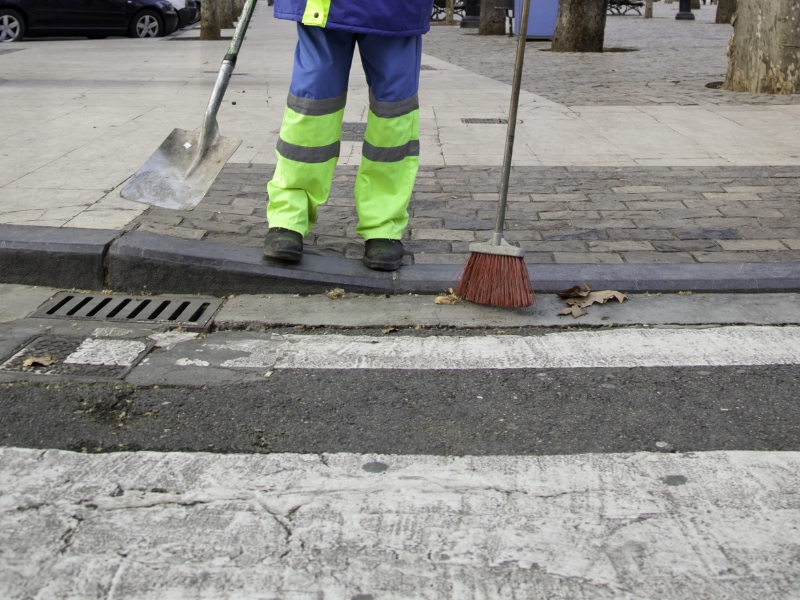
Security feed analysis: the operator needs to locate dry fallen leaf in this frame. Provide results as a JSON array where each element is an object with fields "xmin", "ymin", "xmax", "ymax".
[
  {"xmin": 558, "ymin": 287, "xmax": 627, "ymax": 319},
  {"xmin": 22, "ymin": 356, "xmax": 56, "ymax": 368},
  {"xmin": 381, "ymin": 327, "xmax": 398, "ymax": 335},
  {"xmin": 559, "ymin": 305, "xmax": 588, "ymax": 319},
  {"xmin": 556, "ymin": 285, "xmax": 590, "ymax": 299},
  {"xmin": 325, "ymin": 288, "xmax": 345, "ymax": 299},
  {"xmin": 566, "ymin": 290, "xmax": 627, "ymax": 310}
]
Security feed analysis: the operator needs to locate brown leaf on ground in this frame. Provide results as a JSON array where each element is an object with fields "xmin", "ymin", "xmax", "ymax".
[
  {"xmin": 325, "ymin": 288, "xmax": 345, "ymax": 299},
  {"xmin": 559, "ymin": 305, "xmax": 588, "ymax": 319},
  {"xmin": 566, "ymin": 290, "xmax": 627, "ymax": 310},
  {"xmin": 381, "ymin": 327, "xmax": 398, "ymax": 335},
  {"xmin": 556, "ymin": 285, "xmax": 590, "ymax": 299},
  {"xmin": 558, "ymin": 289, "xmax": 627, "ymax": 318},
  {"xmin": 22, "ymin": 356, "xmax": 56, "ymax": 368},
  {"xmin": 434, "ymin": 289, "xmax": 459, "ymax": 305}
]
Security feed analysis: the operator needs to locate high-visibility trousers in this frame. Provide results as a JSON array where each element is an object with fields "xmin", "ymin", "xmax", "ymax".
[{"xmin": 267, "ymin": 24, "xmax": 422, "ymax": 241}]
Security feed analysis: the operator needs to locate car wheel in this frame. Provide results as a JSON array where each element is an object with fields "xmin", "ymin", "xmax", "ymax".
[
  {"xmin": 0, "ymin": 9, "xmax": 25, "ymax": 43},
  {"xmin": 129, "ymin": 9, "xmax": 163, "ymax": 38}
]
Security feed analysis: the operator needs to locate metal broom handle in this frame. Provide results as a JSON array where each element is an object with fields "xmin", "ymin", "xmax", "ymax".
[{"xmin": 494, "ymin": 0, "xmax": 532, "ymax": 241}]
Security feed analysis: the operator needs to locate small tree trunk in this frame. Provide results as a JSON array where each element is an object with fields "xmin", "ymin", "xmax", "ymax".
[
  {"xmin": 201, "ymin": 0, "xmax": 221, "ymax": 40},
  {"xmin": 716, "ymin": 0, "xmax": 737, "ymax": 23},
  {"xmin": 645, "ymin": 0, "xmax": 654, "ymax": 18},
  {"xmin": 446, "ymin": 0, "xmax": 455, "ymax": 25},
  {"xmin": 552, "ymin": 0, "xmax": 609, "ymax": 53},
  {"xmin": 691, "ymin": 0, "xmax": 701, "ymax": 9},
  {"xmin": 723, "ymin": 0, "xmax": 800, "ymax": 94},
  {"xmin": 479, "ymin": 0, "xmax": 506, "ymax": 35}
]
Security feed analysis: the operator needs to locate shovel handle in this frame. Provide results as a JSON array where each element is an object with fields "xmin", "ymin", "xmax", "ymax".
[{"xmin": 187, "ymin": 0, "xmax": 258, "ymax": 177}]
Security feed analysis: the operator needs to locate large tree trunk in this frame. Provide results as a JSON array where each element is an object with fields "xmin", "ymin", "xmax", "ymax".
[
  {"xmin": 219, "ymin": 0, "xmax": 235, "ymax": 29},
  {"xmin": 723, "ymin": 0, "xmax": 800, "ymax": 94},
  {"xmin": 716, "ymin": 0, "xmax": 737, "ymax": 23},
  {"xmin": 479, "ymin": 0, "xmax": 506, "ymax": 35},
  {"xmin": 552, "ymin": 0, "xmax": 608, "ymax": 53},
  {"xmin": 201, "ymin": 0, "xmax": 221, "ymax": 40}
]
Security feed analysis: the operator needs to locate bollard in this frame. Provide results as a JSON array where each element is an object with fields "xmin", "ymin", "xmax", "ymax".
[{"xmin": 676, "ymin": 0, "xmax": 695, "ymax": 19}]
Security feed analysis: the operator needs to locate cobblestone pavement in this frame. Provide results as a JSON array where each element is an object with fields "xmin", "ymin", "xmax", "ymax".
[
  {"xmin": 422, "ymin": 3, "xmax": 800, "ymax": 107},
  {"xmin": 132, "ymin": 164, "xmax": 800, "ymax": 265}
]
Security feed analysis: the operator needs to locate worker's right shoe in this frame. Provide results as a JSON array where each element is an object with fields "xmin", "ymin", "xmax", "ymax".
[{"xmin": 263, "ymin": 227, "xmax": 303, "ymax": 262}]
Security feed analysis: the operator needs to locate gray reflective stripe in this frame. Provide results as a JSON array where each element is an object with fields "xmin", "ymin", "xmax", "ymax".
[
  {"xmin": 362, "ymin": 140, "xmax": 420, "ymax": 163},
  {"xmin": 369, "ymin": 90, "xmax": 420, "ymax": 119},
  {"xmin": 287, "ymin": 92, "xmax": 347, "ymax": 116},
  {"xmin": 277, "ymin": 138, "xmax": 340, "ymax": 163}
]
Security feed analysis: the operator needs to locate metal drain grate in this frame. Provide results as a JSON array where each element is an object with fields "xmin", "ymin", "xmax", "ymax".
[
  {"xmin": 32, "ymin": 293, "xmax": 221, "ymax": 328},
  {"xmin": 0, "ymin": 336, "xmax": 151, "ymax": 379},
  {"xmin": 341, "ymin": 122, "xmax": 367, "ymax": 142},
  {"xmin": 462, "ymin": 118, "xmax": 509, "ymax": 124}
]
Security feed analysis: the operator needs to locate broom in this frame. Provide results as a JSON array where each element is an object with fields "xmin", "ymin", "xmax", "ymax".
[{"xmin": 456, "ymin": 0, "xmax": 534, "ymax": 309}]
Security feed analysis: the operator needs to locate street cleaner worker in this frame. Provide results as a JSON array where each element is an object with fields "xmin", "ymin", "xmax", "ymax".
[{"xmin": 263, "ymin": 0, "xmax": 434, "ymax": 271}]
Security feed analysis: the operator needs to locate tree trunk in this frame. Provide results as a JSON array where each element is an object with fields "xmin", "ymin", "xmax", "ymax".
[
  {"xmin": 219, "ymin": 0, "xmax": 235, "ymax": 29},
  {"xmin": 716, "ymin": 0, "xmax": 737, "ymax": 23},
  {"xmin": 691, "ymin": 0, "xmax": 701, "ymax": 9},
  {"xmin": 645, "ymin": 0, "xmax": 653, "ymax": 18},
  {"xmin": 552, "ymin": 0, "xmax": 608, "ymax": 53},
  {"xmin": 479, "ymin": 0, "xmax": 506, "ymax": 35},
  {"xmin": 723, "ymin": 0, "xmax": 800, "ymax": 94},
  {"xmin": 201, "ymin": 0, "xmax": 221, "ymax": 40}
]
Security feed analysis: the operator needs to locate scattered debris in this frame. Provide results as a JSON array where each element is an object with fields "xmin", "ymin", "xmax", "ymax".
[
  {"xmin": 678, "ymin": 291, "xmax": 694, "ymax": 296},
  {"xmin": 381, "ymin": 327, "xmax": 398, "ymax": 335},
  {"xmin": 434, "ymin": 289, "xmax": 459, "ymax": 305},
  {"xmin": 325, "ymin": 288, "xmax": 345, "ymax": 300},
  {"xmin": 557, "ymin": 285, "xmax": 627, "ymax": 319},
  {"xmin": 22, "ymin": 356, "xmax": 56, "ymax": 368}
]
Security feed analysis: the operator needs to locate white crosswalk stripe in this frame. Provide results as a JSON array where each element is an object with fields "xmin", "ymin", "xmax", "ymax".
[
  {"xmin": 172, "ymin": 326, "xmax": 800, "ymax": 370},
  {"xmin": 1, "ymin": 448, "xmax": 798, "ymax": 599}
]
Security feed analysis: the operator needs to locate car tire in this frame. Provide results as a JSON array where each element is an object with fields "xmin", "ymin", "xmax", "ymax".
[
  {"xmin": 0, "ymin": 9, "xmax": 25, "ymax": 43},
  {"xmin": 129, "ymin": 9, "xmax": 163, "ymax": 38}
]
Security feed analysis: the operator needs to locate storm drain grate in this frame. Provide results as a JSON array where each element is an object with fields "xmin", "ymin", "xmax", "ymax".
[
  {"xmin": 462, "ymin": 118, "xmax": 509, "ymax": 124},
  {"xmin": 0, "ymin": 336, "xmax": 151, "ymax": 379},
  {"xmin": 32, "ymin": 292, "xmax": 222, "ymax": 329},
  {"xmin": 341, "ymin": 122, "xmax": 367, "ymax": 142}
]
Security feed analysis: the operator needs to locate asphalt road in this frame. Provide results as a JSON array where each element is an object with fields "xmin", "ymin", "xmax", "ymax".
[{"xmin": 2, "ymin": 364, "xmax": 798, "ymax": 456}]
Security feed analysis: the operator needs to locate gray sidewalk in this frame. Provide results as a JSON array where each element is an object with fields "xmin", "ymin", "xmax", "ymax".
[{"xmin": 0, "ymin": 1, "xmax": 798, "ymax": 290}]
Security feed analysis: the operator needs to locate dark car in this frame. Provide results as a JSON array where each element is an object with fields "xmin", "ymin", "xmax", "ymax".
[
  {"xmin": 0, "ymin": 0, "xmax": 180, "ymax": 42},
  {"xmin": 171, "ymin": 0, "xmax": 198, "ymax": 29}
]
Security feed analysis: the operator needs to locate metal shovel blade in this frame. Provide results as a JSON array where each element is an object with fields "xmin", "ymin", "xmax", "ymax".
[{"xmin": 121, "ymin": 128, "xmax": 242, "ymax": 211}]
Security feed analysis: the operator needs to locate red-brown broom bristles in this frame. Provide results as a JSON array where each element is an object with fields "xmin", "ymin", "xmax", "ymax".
[{"xmin": 456, "ymin": 252, "xmax": 534, "ymax": 308}]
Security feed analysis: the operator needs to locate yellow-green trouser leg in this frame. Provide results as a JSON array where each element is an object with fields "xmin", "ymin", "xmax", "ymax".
[
  {"xmin": 266, "ymin": 93, "xmax": 345, "ymax": 237},
  {"xmin": 354, "ymin": 91, "xmax": 420, "ymax": 241}
]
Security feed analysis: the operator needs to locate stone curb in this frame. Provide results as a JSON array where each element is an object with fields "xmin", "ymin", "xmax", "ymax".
[
  {"xmin": 2, "ymin": 224, "xmax": 800, "ymax": 295},
  {"xmin": 0, "ymin": 224, "xmax": 120, "ymax": 291}
]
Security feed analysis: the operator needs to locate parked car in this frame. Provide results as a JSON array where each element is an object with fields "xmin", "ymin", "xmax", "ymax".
[
  {"xmin": 168, "ymin": 0, "xmax": 198, "ymax": 29},
  {"xmin": 0, "ymin": 0, "xmax": 180, "ymax": 42}
]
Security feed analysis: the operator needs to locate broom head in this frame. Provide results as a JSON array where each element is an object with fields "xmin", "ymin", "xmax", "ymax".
[{"xmin": 456, "ymin": 238, "xmax": 534, "ymax": 308}]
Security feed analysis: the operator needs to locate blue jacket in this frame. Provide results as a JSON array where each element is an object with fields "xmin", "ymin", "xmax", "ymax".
[{"xmin": 274, "ymin": 0, "xmax": 433, "ymax": 36}]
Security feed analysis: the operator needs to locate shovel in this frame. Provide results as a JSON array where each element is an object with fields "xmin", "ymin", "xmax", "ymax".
[{"xmin": 121, "ymin": 0, "xmax": 258, "ymax": 210}]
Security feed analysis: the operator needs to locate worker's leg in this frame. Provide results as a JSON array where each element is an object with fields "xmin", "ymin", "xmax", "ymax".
[
  {"xmin": 266, "ymin": 24, "xmax": 354, "ymax": 238},
  {"xmin": 353, "ymin": 34, "xmax": 422, "ymax": 242}
]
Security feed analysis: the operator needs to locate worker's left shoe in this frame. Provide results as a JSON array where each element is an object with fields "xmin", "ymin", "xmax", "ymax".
[{"xmin": 363, "ymin": 239, "xmax": 404, "ymax": 271}]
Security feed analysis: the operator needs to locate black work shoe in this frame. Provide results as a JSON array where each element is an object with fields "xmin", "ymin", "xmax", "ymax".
[
  {"xmin": 263, "ymin": 227, "xmax": 303, "ymax": 262},
  {"xmin": 363, "ymin": 238, "xmax": 404, "ymax": 271}
]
